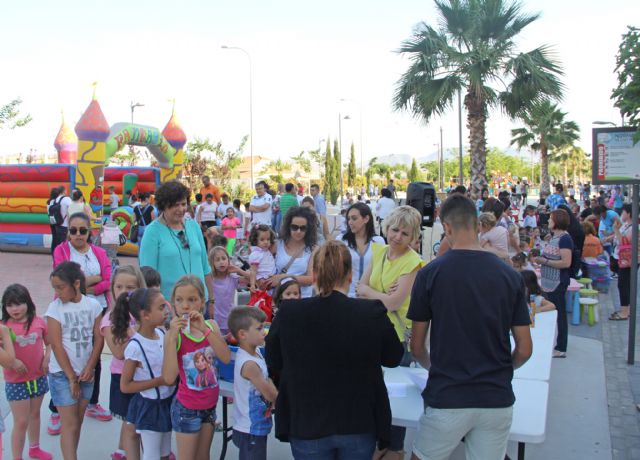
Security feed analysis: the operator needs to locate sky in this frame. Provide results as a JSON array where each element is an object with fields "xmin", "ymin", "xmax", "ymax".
[{"xmin": 0, "ymin": 0, "xmax": 638, "ymax": 168}]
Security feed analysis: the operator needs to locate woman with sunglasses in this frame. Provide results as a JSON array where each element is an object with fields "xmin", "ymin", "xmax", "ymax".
[
  {"xmin": 50, "ymin": 211, "xmax": 112, "ymax": 431},
  {"xmin": 268, "ymin": 206, "xmax": 317, "ymax": 298}
]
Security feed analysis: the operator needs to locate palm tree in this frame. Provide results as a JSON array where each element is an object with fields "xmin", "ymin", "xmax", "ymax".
[
  {"xmin": 510, "ymin": 100, "xmax": 579, "ymax": 194},
  {"xmin": 393, "ymin": 0, "xmax": 564, "ymax": 199},
  {"xmin": 551, "ymin": 145, "xmax": 590, "ymax": 185}
]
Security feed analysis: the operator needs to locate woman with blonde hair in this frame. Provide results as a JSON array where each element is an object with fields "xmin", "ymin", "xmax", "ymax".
[{"xmin": 265, "ymin": 241, "xmax": 403, "ymax": 459}]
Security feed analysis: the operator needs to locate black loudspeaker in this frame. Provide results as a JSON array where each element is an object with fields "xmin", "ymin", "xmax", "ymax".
[{"xmin": 406, "ymin": 182, "xmax": 436, "ymax": 227}]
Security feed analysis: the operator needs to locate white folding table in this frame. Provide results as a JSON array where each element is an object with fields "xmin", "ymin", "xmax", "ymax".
[{"xmin": 513, "ymin": 310, "xmax": 557, "ymax": 381}]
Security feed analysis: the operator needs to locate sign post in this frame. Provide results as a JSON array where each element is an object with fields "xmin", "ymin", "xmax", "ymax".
[{"xmin": 592, "ymin": 127, "xmax": 640, "ymax": 364}]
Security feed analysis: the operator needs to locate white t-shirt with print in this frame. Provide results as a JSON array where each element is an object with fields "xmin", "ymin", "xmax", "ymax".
[
  {"xmin": 69, "ymin": 245, "xmax": 107, "ymax": 308},
  {"xmin": 124, "ymin": 330, "xmax": 175, "ymax": 399},
  {"xmin": 45, "ymin": 295, "xmax": 102, "ymax": 375},
  {"xmin": 250, "ymin": 194, "xmax": 273, "ymax": 226}
]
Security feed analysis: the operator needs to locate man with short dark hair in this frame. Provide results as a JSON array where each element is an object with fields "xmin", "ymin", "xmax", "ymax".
[
  {"xmin": 387, "ymin": 179, "xmax": 397, "ymax": 201},
  {"xmin": 310, "ymin": 184, "xmax": 326, "ymax": 216},
  {"xmin": 547, "ymin": 183, "xmax": 567, "ymax": 210},
  {"xmin": 249, "ymin": 181, "xmax": 273, "ymax": 226},
  {"xmin": 279, "ymin": 183, "xmax": 298, "ymax": 219},
  {"xmin": 408, "ymin": 194, "xmax": 532, "ymax": 460},
  {"xmin": 200, "ymin": 175, "xmax": 221, "ymax": 204}
]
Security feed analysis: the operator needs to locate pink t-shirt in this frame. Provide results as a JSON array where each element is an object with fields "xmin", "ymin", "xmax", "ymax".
[
  {"xmin": 176, "ymin": 323, "xmax": 220, "ymax": 410},
  {"xmin": 222, "ymin": 217, "xmax": 240, "ymax": 239},
  {"xmin": 4, "ymin": 317, "xmax": 47, "ymax": 383},
  {"xmin": 100, "ymin": 310, "xmax": 137, "ymax": 374}
]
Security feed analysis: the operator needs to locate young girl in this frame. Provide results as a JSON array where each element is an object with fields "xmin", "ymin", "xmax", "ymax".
[
  {"xmin": 248, "ymin": 225, "xmax": 276, "ymax": 292},
  {"xmin": 0, "ymin": 318, "xmax": 16, "ymax": 457},
  {"xmin": 114, "ymin": 288, "xmax": 175, "ymax": 460},
  {"xmin": 101, "ymin": 265, "xmax": 146, "ymax": 460},
  {"xmin": 209, "ymin": 246, "xmax": 250, "ymax": 335},
  {"xmin": 221, "ymin": 207, "xmax": 241, "ymax": 256},
  {"xmin": 520, "ymin": 270, "xmax": 556, "ymax": 312},
  {"xmin": 2, "ymin": 285, "xmax": 51, "ymax": 460},
  {"xmin": 163, "ymin": 276, "xmax": 231, "ymax": 460},
  {"xmin": 46, "ymin": 261, "xmax": 103, "ymax": 460},
  {"xmin": 271, "ymin": 278, "xmax": 301, "ymax": 319}
]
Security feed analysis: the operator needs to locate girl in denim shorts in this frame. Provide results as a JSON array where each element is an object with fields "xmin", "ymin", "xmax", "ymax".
[
  {"xmin": 2, "ymin": 284, "xmax": 53, "ymax": 460},
  {"xmin": 46, "ymin": 262, "xmax": 104, "ymax": 460},
  {"xmin": 162, "ymin": 275, "xmax": 231, "ymax": 460}
]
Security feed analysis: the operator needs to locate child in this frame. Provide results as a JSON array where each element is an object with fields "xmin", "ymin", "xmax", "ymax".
[
  {"xmin": 582, "ymin": 220, "xmax": 604, "ymax": 258},
  {"xmin": 114, "ymin": 288, "xmax": 176, "ymax": 460},
  {"xmin": 248, "ymin": 225, "xmax": 276, "ymax": 292},
  {"xmin": 46, "ymin": 261, "xmax": 103, "ymax": 460},
  {"xmin": 511, "ymin": 252, "xmax": 534, "ymax": 271},
  {"xmin": 197, "ymin": 193, "xmax": 218, "ymax": 228},
  {"xmin": 478, "ymin": 212, "xmax": 509, "ymax": 255},
  {"xmin": 209, "ymin": 246, "xmax": 250, "ymax": 335},
  {"xmin": 271, "ymin": 278, "xmax": 301, "ymax": 319},
  {"xmin": 520, "ymin": 270, "xmax": 556, "ymax": 312},
  {"xmin": 530, "ymin": 226, "xmax": 543, "ymax": 250},
  {"xmin": 522, "ymin": 205, "xmax": 537, "ymax": 228},
  {"xmin": 141, "ymin": 265, "xmax": 162, "ymax": 289},
  {"xmin": 163, "ymin": 276, "xmax": 231, "ymax": 460},
  {"xmin": 101, "ymin": 265, "xmax": 146, "ymax": 460},
  {"xmin": 221, "ymin": 207, "xmax": 241, "ymax": 256},
  {"xmin": 0, "ymin": 319, "xmax": 16, "ymax": 457},
  {"xmin": 228, "ymin": 307, "xmax": 277, "ymax": 460},
  {"xmin": 233, "ymin": 199, "xmax": 245, "ymax": 243},
  {"xmin": 1, "ymin": 284, "xmax": 52, "ymax": 460}
]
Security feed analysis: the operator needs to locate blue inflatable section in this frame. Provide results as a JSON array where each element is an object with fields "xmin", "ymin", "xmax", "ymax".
[{"xmin": 0, "ymin": 232, "xmax": 48, "ymax": 247}]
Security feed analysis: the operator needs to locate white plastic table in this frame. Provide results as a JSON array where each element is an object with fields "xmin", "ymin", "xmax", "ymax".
[
  {"xmin": 384, "ymin": 367, "xmax": 549, "ymax": 460},
  {"xmin": 513, "ymin": 310, "xmax": 557, "ymax": 381},
  {"xmin": 219, "ymin": 381, "xmax": 234, "ymax": 460}
]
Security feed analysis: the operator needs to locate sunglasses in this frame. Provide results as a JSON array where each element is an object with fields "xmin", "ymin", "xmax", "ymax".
[
  {"xmin": 69, "ymin": 227, "xmax": 89, "ymax": 236},
  {"xmin": 177, "ymin": 230, "xmax": 190, "ymax": 249},
  {"xmin": 290, "ymin": 224, "xmax": 307, "ymax": 232}
]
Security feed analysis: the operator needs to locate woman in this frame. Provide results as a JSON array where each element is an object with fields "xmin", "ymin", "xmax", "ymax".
[
  {"xmin": 341, "ymin": 202, "xmax": 384, "ymax": 297},
  {"xmin": 301, "ymin": 196, "xmax": 330, "ymax": 246},
  {"xmin": 611, "ymin": 203, "xmax": 637, "ymax": 320},
  {"xmin": 265, "ymin": 241, "xmax": 404, "ymax": 459},
  {"xmin": 47, "ymin": 186, "xmax": 64, "ymax": 255},
  {"xmin": 133, "ymin": 192, "xmax": 156, "ymax": 242},
  {"xmin": 375, "ymin": 188, "xmax": 397, "ymax": 240},
  {"xmin": 50, "ymin": 211, "xmax": 111, "ymax": 430},
  {"xmin": 68, "ymin": 189, "xmax": 93, "ymax": 218},
  {"xmin": 533, "ymin": 209, "xmax": 573, "ymax": 358},
  {"xmin": 139, "ymin": 180, "xmax": 213, "ymax": 302},
  {"xmin": 269, "ymin": 206, "xmax": 317, "ymax": 298},
  {"xmin": 356, "ymin": 206, "xmax": 424, "ymax": 460},
  {"xmin": 558, "ymin": 203, "xmax": 585, "ymax": 278}
]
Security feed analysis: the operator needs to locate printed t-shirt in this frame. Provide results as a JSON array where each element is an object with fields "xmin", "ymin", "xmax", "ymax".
[
  {"xmin": 124, "ymin": 330, "xmax": 175, "ymax": 399},
  {"xmin": 45, "ymin": 295, "xmax": 102, "ymax": 375},
  {"xmin": 4, "ymin": 317, "xmax": 47, "ymax": 383},
  {"xmin": 250, "ymin": 194, "xmax": 273, "ymax": 226},
  {"xmin": 541, "ymin": 233, "xmax": 574, "ymax": 292},
  {"xmin": 176, "ymin": 323, "xmax": 219, "ymax": 410},
  {"xmin": 369, "ymin": 244, "xmax": 424, "ymax": 340},
  {"xmin": 222, "ymin": 217, "xmax": 240, "ymax": 239},
  {"xmin": 233, "ymin": 348, "xmax": 272, "ymax": 435}
]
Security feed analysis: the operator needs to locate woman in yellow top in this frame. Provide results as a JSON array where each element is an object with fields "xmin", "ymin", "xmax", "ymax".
[{"xmin": 356, "ymin": 205, "xmax": 424, "ymax": 460}]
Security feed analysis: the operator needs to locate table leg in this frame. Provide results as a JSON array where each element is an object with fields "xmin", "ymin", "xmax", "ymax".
[
  {"xmin": 518, "ymin": 442, "xmax": 525, "ymax": 460},
  {"xmin": 219, "ymin": 396, "xmax": 233, "ymax": 460}
]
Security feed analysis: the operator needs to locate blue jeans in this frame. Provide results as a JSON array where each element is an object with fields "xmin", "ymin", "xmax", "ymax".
[{"xmin": 290, "ymin": 433, "xmax": 376, "ymax": 460}]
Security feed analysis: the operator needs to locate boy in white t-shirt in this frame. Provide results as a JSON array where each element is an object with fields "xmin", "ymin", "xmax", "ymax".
[
  {"xmin": 197, "ymin": 193, "xmax": 218, "ymax": 228},
  {"xmin": 228, "ymin": 307, "xmax": 277, "ymax": 460}
]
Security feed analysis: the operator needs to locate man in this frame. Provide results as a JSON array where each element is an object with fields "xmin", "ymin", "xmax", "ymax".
[
  {"xmin": 580, "ymin": 199, "xmax": 593, "ymax": 221},
  {"xmin": 279, "ymin": 183, "xmax": 298, "ymax": 219},
  {"xmin": 407, "ymin": 194, "xmax": 532, "ymax": 460},
  {"xmin": 546, "ymin": 183, "xmax": 567, "ymax": 210},
  {"xmin": 249, "ymin": 181, "xmax": 273, "ymax": 227},
  {"xmin": 108, "ymin": 186, "xmax": 119, "ymax": 211},
  {"xmin": 200, "ymin": 175, "xmax": 221, "ymax": 204},
  {"xmin": 521, "ymin": 180, "xmax": 528, "ymax": 205},
  {"xmin": 387, "ymin": 179, "xmax": 397, "ymax": 201},
  {"xmin": 310, "ymin": 184, "xmax": 327, "ymax": 216}
]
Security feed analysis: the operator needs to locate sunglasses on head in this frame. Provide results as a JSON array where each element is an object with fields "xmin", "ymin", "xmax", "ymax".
[
  {"xmin": 177, "ymin": 230, "xmax": 190, "ymax": 249},
  {"xmin": 69, "ymin": 227, "xmax": 89, "ymax": 236},
  {"xmin": 290, "ymin": 224, "xmax": 307, "ymax": 232}
]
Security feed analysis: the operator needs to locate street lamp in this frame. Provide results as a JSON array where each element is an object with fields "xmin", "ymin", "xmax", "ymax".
[
  {"xmin": 340, "ymin": 98, "xmax": 363, "ymax": 176},
  {"xmin": 222, "ymin": 45, "xmax": 254, "ymax": 185},
  {"xmin": 318, "ymin": 138, "xmax": 326, "ymax": 153},
  {"xmin": 338, "ymin": 114, "xmax": 351, "ymax": 204},
  {"xmin": 130, "ymin": 101, "xmax": 144, "ymax": 124}
]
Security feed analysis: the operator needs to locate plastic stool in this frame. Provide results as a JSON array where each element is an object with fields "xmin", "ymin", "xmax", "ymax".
[
  {"xmin": 579, "ymin": 298, "xmax": 599, "ymax": 326},
  {"xmin": 578, "ymin": 277, "xmax": 593, "ymax": 289},
  {"xmin": 567, "ymin": 279, "xmax": 582, "ymax": 315},
  {"xmin": 579, "ymin": 288, "xmax": 598, "ymax": 299}
]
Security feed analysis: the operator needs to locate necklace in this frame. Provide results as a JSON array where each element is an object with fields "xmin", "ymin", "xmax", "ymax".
[{"xmin": 163, "ymin": 220, "xmax": 192, "ymax": 275}]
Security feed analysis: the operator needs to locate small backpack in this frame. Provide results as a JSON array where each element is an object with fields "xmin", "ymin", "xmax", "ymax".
[{"xmin": 48, "ymin": 197, "xmax": 64, "ymax": 226}]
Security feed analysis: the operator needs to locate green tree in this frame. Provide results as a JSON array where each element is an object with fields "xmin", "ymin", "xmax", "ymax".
[
  {"xmin": 0, "ymin": 98, "xmax": 32, "ymax": 129},
  {"xmin": 408, "ymin": 158, "xmax": 421, "ymax": 182},
  {"xmin": 347, "ymin": 142, "xmax": 357, "ymax": 187},
  {"xmin": 324, "ymin": 139, "xmax": 338, "ymax": 205},
  {"xmin": 510, "ymin": 100, "xmax": 579, "ymax": 194},
  {"xmin": 292, "ymin": 151, "xmax": 312, "ymax": 174},
  {"xmin": 393, "ymin": 0, "xmax": 564, "ymax": 199},
  {"xmin": 261, "ymin": 158, "xmax": 291, "ymax": 184},
  {"xmin": 184, "ymin": 136, "xmax": 246, "ymax": 191},
  {"xmin": 612, "ymin": 26, "xmax": 640, "ymax": 142}
]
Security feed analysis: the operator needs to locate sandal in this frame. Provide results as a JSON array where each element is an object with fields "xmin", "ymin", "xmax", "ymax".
[
  {"xmin": 609, "ymin": 312, "xmax": 629, "ymax": 321},
  {"xmin": 553, "ymin": 351, "xmax": 567, "ymax": 358}
]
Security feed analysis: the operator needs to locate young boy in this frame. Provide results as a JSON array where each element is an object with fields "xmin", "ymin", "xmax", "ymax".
[
  {"xmin": 228, "ymin": 307, "xmax": 277, "ymax": 460},
  {"xmin": 109, "ymin": 186, "xmax": 119, "ymax": 211}
]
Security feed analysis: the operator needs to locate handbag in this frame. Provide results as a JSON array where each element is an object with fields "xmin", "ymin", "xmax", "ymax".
[
  {"xmin": 129, "ymin": 224, "xmax": 140, "ymax": 243},
  {"xmin": 248, "ymin": 289, "xmax": 273, "ymax": 322},
  {"xmin": 618, "ymin": 233, "xmax": 633, "ymax": 269}
]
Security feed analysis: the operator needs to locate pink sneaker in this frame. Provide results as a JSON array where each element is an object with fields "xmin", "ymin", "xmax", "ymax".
[
  {"xmin": 111, "ymin": 452, "xmax": 126, "ymax": 460},
  {"xmin": 47, "ymin": 413, "xmax": 61, "ymax": 435},
  {"xmin": 28, "ymin": 446, "xmax": 53, "ymax": 460},
  {"xmin": 85, "ymin": 403, "xmax": 113, "ymax": 421}
]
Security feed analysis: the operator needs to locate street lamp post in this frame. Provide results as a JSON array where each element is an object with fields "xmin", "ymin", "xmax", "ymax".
[
  {"xmin": 318, "ymin": 138, "xmax": 326, "ymax": 153},
  {"xmin": 130, "ymin": 101, "xmax": 144, "ymax": 124},
  {"xmin": 222, "ymin": 45, "xmax": 254, "ymax": 185}
]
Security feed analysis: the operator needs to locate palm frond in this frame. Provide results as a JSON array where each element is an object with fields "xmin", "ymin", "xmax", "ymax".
[{"xmin": 394, "ymin": 74, "xmax": 463, "ymax": 120}]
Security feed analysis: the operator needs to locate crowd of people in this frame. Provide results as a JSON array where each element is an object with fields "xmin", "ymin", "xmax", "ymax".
[{"xmin": 0, "ymin": 176, "xmax": 635, "ymax": 459}]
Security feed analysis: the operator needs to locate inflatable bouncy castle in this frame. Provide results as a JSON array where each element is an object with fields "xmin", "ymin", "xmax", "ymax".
[{"xmin": 0, "ymin": 93, "xmax": 186, "ymax": 254}]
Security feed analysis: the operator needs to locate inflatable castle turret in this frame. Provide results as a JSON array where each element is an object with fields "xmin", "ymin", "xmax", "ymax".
[
  {"xmin": 160, "ymin": 106, "xmax": 187, "ymax": 182},
  {"xmin": 53, "ymin": 113, "xmax": 78, "ymax": 164}
]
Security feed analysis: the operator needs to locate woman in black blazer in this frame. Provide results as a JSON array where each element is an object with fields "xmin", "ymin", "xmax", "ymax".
[{"xmin": 266, "ymin": 240, "xmax": 404, "ymax": 459}]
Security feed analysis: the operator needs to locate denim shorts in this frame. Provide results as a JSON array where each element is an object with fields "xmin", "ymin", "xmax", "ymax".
[
  {"xmin": 48, "ymin": 372, "xmax": 93, "ymax": 407},
  {"xmin": 6, "ymin": 375, "xmax": 49, "ymax": 401},
  {"xmin": 170, "ymin": 397, "xmax": 216, "ymax": 433}
]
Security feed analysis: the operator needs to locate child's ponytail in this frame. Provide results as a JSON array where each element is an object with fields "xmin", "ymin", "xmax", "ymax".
[{"xmin": 112, "ymin": 288, "xmax": 161, "ymax": 343}]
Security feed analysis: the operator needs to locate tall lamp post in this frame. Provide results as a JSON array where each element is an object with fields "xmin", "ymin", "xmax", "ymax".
[
  {"xmin": 338, "ymin": 114, "xmax": 351, "ymax": 203},
  {"xmin": 340, "ymin": 98, "xmax": 363, "ymax": 176},
  {"xmin": 222, "ymin": 45, "xmax": 254, "ymax": 185},
  {"xmin": 130, "ymin": 101, "xmax": 144, "ymax": 124}
]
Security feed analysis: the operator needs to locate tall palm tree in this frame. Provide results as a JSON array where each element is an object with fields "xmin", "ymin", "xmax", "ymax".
[
  {"xmin": 510, "ymin": 100, "xmax": 579, "ymax": 194},
  {"xmin": 393, "ymin": 0, "xmax": 564, "ymax": 199}
]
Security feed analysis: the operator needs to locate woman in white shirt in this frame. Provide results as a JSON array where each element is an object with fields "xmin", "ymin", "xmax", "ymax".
[
  {"xmin": 375, "ymin": 188, "xmax": 397, "ymax": 240},
  {"xmin": 197, "ymin": 193, "xmax": 218, "ymax": 228},
  {"xmin": 340, "ymin": 202, "xmax": 384, "ymax": 297}
]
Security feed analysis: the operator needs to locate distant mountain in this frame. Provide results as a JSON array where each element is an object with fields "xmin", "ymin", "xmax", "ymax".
[{"xmin": 377, "ymin": 147, "xmax": 525, "ymax": 166}]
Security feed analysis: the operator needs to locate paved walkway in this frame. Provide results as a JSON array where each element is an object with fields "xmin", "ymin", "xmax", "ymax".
[{"xmin": 0, "ymin": 251, "xmax": 638, "ymax": 459}]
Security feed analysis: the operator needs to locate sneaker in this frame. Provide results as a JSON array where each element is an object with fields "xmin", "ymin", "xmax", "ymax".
[
  {"xmin": 85, "ymin": 403, "xmax": 113, "ymax": 421},
  {"xmin": 47, "ymin": 413, "xmax": 61, "ymax": 436},
  {"xmin": 169, "ymin": 453, "xmax": 176, "ymax": 460},
  {"xmin": 111, "ymin": 452, "xmax": 126, "ymax": 460},
  {"xmin": 28, "ymin": 446, "xmax": 53, "ymax": 460}
]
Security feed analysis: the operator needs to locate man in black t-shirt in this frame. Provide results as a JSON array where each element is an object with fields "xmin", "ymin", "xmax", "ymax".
[{"xmin": 407, "ymin": 194, "xmax": 532, "ymax": 460}]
